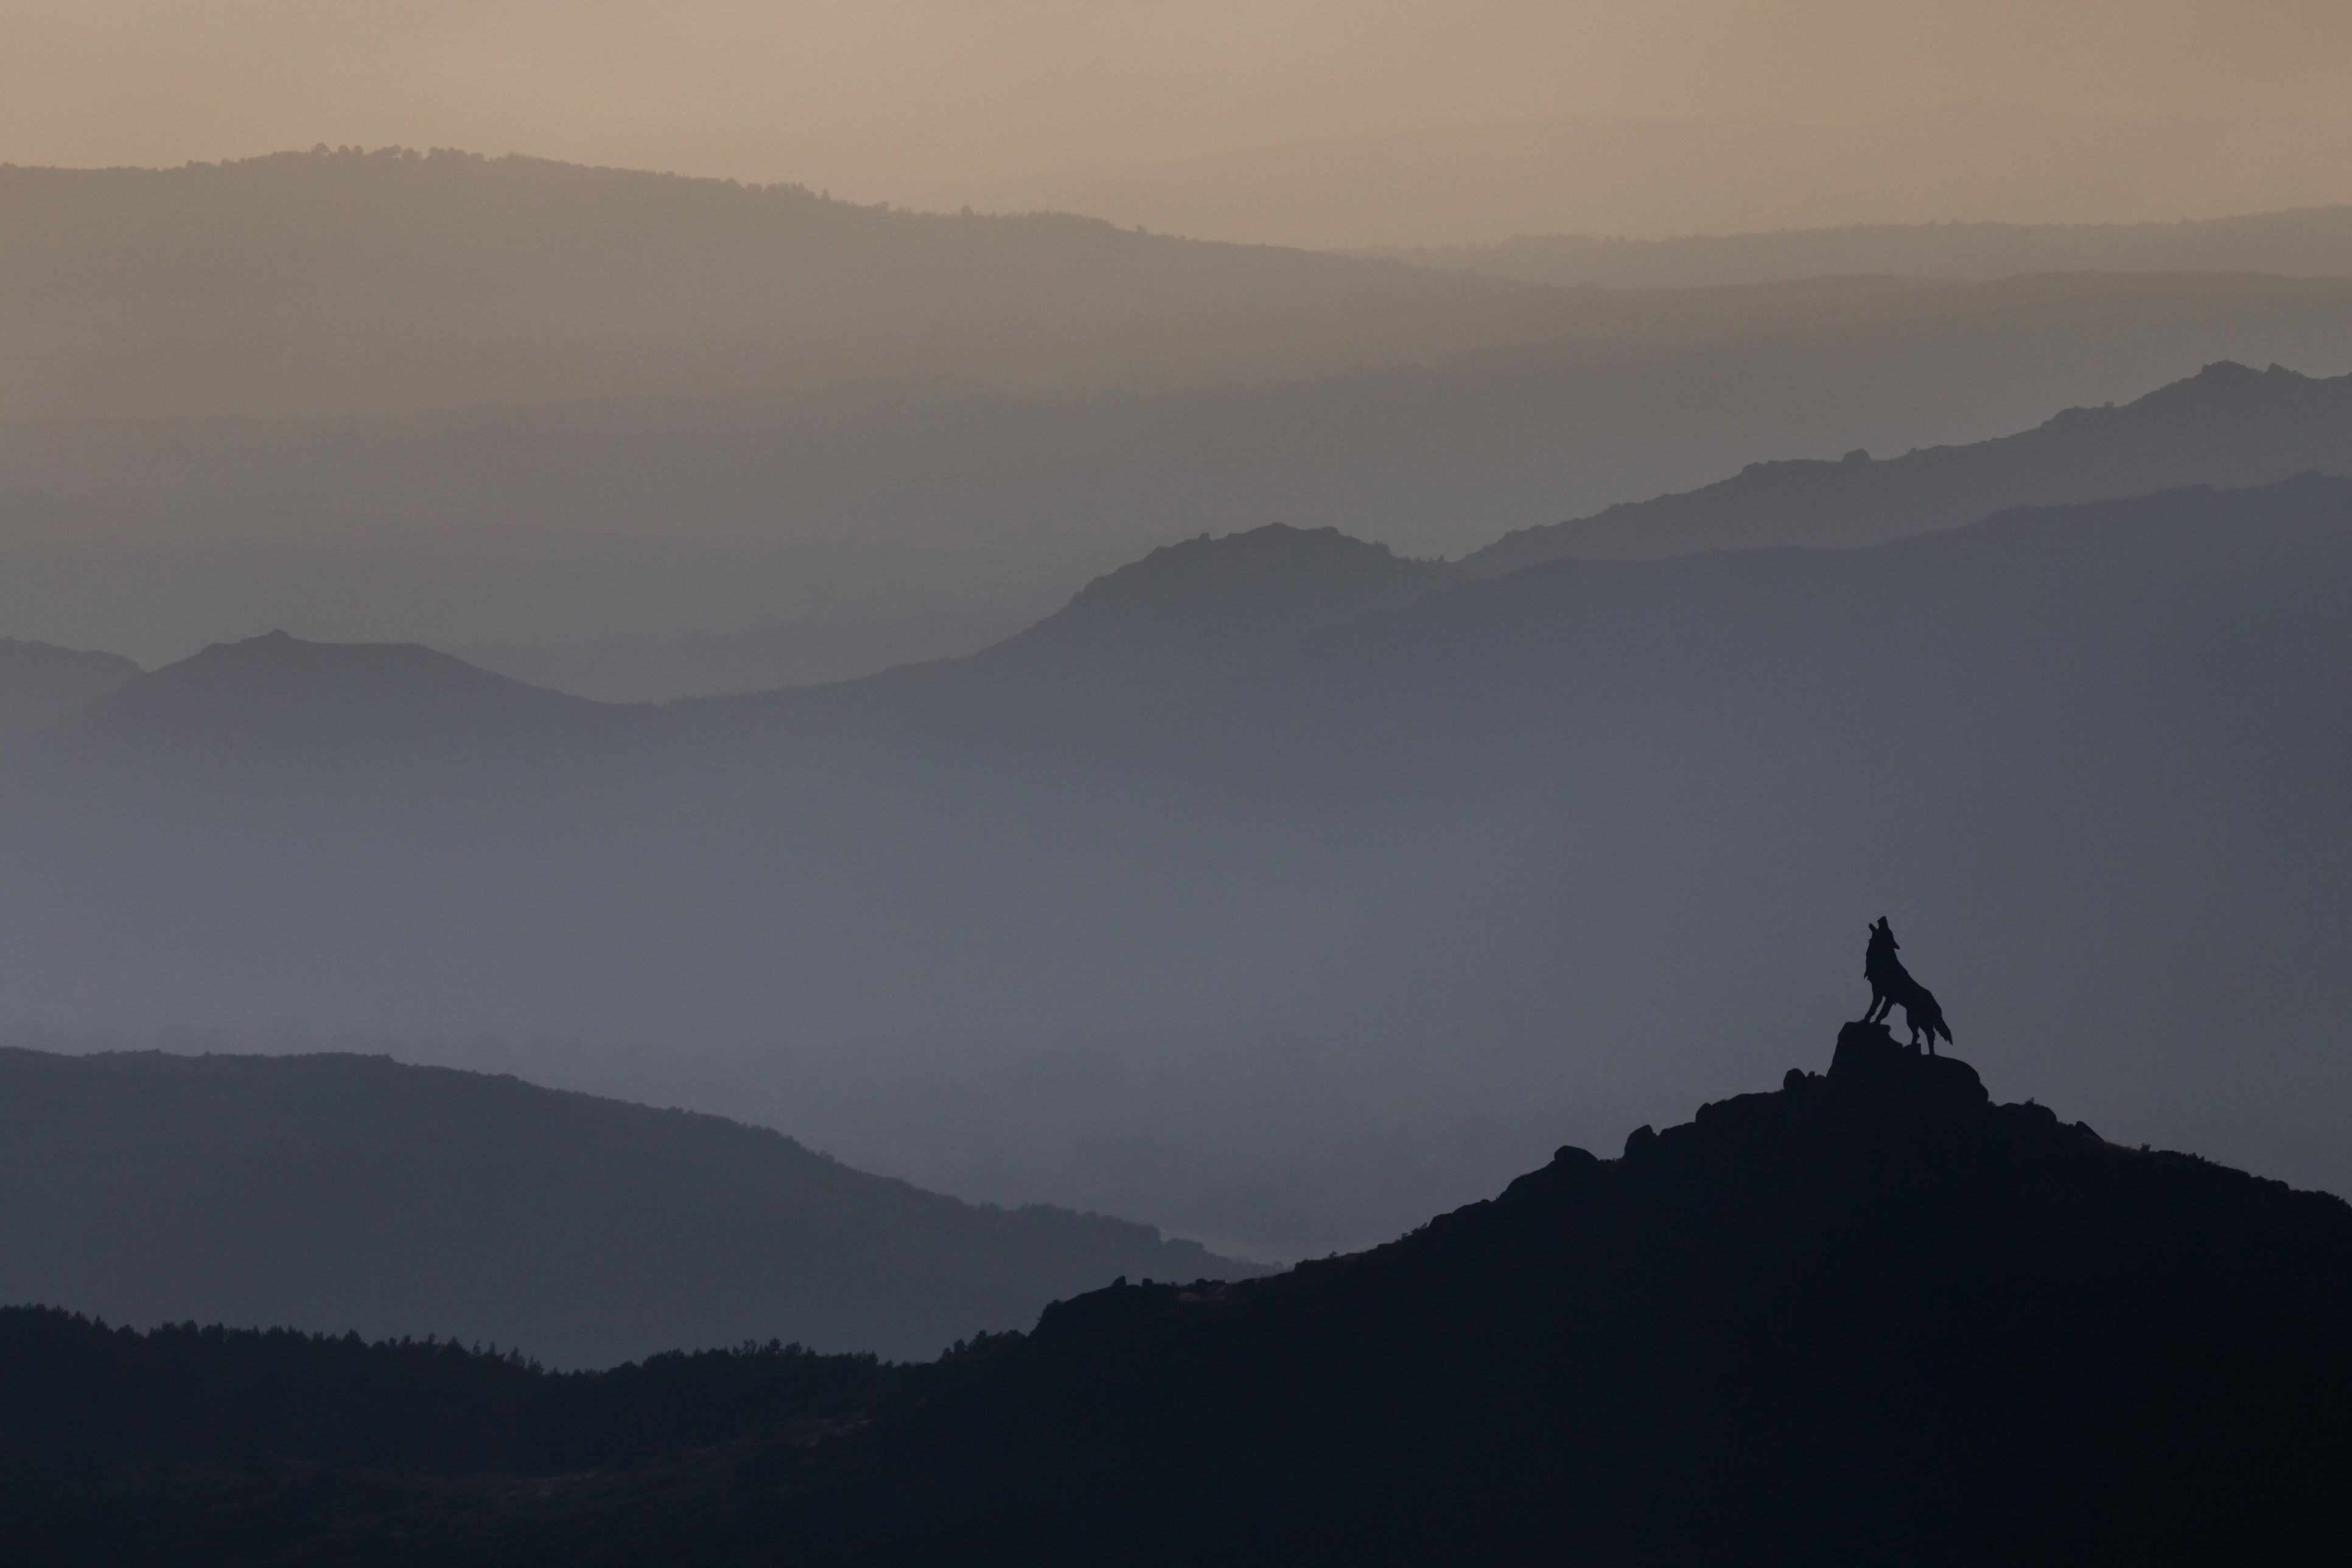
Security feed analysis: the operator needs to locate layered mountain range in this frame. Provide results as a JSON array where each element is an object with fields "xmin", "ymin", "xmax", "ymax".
[
  {"xmin": 6, "ymin": 351, "xmax": 2350, "ymax": 688},
  {"xmin": 5, "ymin": 472, "xmax": 2348, "ymax": 1255},
  {"xmin": 7, "ymin": 145, "xmax": 2352, "ymax": 690},
  {"xmin": 0, "ymin": 1048, "xmax": 1250, "ymax": 1365}
]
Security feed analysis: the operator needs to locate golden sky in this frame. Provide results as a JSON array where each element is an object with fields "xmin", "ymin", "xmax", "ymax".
[{"xmin": 8, "ymin": 2, "xmax": 2352, "ymax": 236}]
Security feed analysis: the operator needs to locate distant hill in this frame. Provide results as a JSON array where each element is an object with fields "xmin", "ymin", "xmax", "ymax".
[
  {"xmin": 0, "ymin": 147, "xmax": 1986, "ymax": 420},
  {"xmin": 0, "ymin": 1048, "xmax": 1255, "ymax": 1367},
  {"xmin": 7, "ymin": 1027, "xmax": 2347, "ymax": 1563},
  {"xmin": 5, "ymin": 273, "xmax": 2352, "ymax": 609},
  {"xmin": 979, "ymin": 107, "xmax": 2352, "ymax": 251},
  {"xmin": 934, "ymin": 524, "xmax": 1458, "ymax": 709},
  {"xmin": 1462, "ymin": 360, "xmax": 2352, "ymax": 572},
  {"xmin": 41, "ymin": 628, "xmax": 611, "ymax": 754},
  {"xmin": 0, "ymin": 636, "xmax": 137, "ymax": 739},
  {"xmin": 1367, "ymin": 205, "xmax": 2352, "ymax": 289},
  {"xmin": 0, "ymin": 495, "xmax": 1068, "ymax": 686},
  {"xmin": 4, "ymin": 479, "xmax": 2348, "ymax": 1257}
]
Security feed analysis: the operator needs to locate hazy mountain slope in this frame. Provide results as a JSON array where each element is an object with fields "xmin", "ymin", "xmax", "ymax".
[
  {"xmin": 925, "ymin": 524, "xmax": 1458, "ymax": 709},
  {"xmin": 980, "ymin": 106, "xmax": 2352, "ymax": 251},
  {"xmin": 0, "ymin": 636, "xmax": 138, "ymax": 740},
  {"xmin": 1462, "ymin": 359, "xmax": 2352, "ymax": 571},
  {"xmin": 0, "ymin": 1048, "xmax": 1252, "ymax": 1367},
  {"xmin": 5, "ymin": 273, "xmax": 2351, "ymax": 584},
  {"xmin": 1, "ymin": 481, "xmax": 2347, "ymax": 1255},
  {"xmin": 9, "ymin": 1029, "xmax": 2347, "ymax": 1565},
  {"xmin": 1368, "ymin": 205, "xmax": 2352, "ymax": 289},
  {"xmin": 0, "ymin": 148, "xmax": 2026, "ymax": 421},
  {"xmin": 45, "ymin": 628, "xmax": 613, "ymax": 754},
  {"xmin": 0, "ymin": 500, "xmax": 1067, "ymax": 685},
  {"xmin": 452, "ymin": 612, "xmax": 1026, "ymax": 704}
]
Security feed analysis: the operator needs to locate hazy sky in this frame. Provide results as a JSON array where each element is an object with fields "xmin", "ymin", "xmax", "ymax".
[{"xmin": 8, "ymin": 2, "xmax": 2352, "ymax": 237}]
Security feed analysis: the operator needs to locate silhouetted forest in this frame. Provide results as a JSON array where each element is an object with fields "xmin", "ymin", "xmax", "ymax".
[
  {"xmin": 10, "ymin": 1029, "xmax": 2347, "ymax": 1563},
  {"xmin": 0, "ymin": 1308, "xmax": 900, "ymax": 1476}
]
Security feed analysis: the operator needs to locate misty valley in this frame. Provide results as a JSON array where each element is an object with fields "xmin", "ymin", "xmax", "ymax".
[{"xmin": 2, "ymin": 132, "xmax": 2351, "ymax": 1564}]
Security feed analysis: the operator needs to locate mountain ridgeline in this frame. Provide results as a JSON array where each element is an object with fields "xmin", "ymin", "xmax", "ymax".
[
  {"xmin": 1464, "ymin": 359, "xmax": 2352, "ymax": 570},
  {"xmin": 0, "ymin": 636, "xmax": 139, "ymax": 740},
  {"xmin": 931, "ymin": 524, "xmax": 1457, "ymax": 708},
  {"xmin": 6, "ymin": 1029, "xmax": 2345, "ymax": 1564},
  {"xmin": 7, "ymin": 289, "xmax": 2352, "ymax": 575},
  {"xmin": 3, "ymin": 474, "xmax": 2348, "ymax": 1255},
  {"xmin": 1365, "ymin": 204, "xmax": 2352, "ymax": 289},
  {"xmin": 0, "ymin": 1048, "xmax": 1255, "ymax": 1367},
  {"xmin": 0, "ymin": 144, "xmax": 1802, "ymax": 419}
]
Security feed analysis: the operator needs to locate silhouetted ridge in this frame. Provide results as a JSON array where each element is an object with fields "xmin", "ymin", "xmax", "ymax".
[
  {"xmin": 756, "ymin": 1025, "xmax": 2345, "ymax": 1565},
  {"xmin": 1462, "ymin": 359, "xmax": 2352, "ymax": 570},
  {"xmin": 12, "ymin": 1024, "xmax": 2345, "ymax": 1563},
  {"xmin": 0, "ymin": 1048, "xmax": 1261, "ymax": 1367},
  {"xmin": 0, "ymin": 1306, "xmax": 898, "ymax": 1477}
]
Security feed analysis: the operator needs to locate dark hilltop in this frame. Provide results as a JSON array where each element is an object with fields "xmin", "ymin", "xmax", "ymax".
[{"xmin": 7, "ymin": 1023, "xmax": 2344, "ymax": 1565}]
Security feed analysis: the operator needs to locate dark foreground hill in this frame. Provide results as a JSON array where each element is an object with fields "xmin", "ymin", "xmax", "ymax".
[
  {"xmin": 7, "ymin": 1025, "xmax": 2345, "ymax": 1565},
  {"xmin": 1465, "ymin": 358, "xmax": 2352, "ymax": 570},
  {"xmin": 0, "ymin": 1049, "xmax": 1253, "ymax": 1366}
]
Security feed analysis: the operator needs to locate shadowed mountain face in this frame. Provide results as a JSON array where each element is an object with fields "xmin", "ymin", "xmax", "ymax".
[
  {"xmin": 1464, "ymin": 359, "xmax": 2352, "ymax": 571},
  {"xmin": 0, "ymin": 1048, "xmax": 1255, "ymax": 1367},
  {"xmin": 6, "ymin": 1028, "xmax": 2345, "ymax": 1565},
  {"xmin": 0, "ymin": 637, "xmax": 139, "ymax": 740},
  {"xmin": 2, "ymin": 481, "xmax": 2346, "ymax": 1256}
]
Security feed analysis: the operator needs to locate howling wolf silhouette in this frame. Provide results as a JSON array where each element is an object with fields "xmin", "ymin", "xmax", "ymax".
[{"xmin": 1861, "ymin": 917, "xmax": 1953, "ymax": 1055}]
